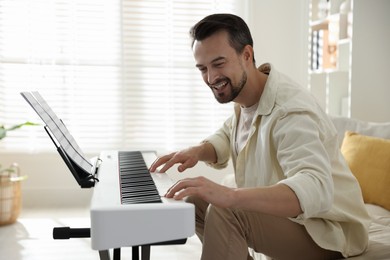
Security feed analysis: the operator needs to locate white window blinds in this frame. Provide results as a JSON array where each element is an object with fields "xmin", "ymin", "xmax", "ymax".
[{"xmin": 0, "ymin": 0, "xmax": 246, "ymax": 154}]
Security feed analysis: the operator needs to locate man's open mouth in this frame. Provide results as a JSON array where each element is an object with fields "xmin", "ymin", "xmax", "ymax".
[{"xmin": 211, "ymin": 81, "xmax": 228, "ymax": 90}]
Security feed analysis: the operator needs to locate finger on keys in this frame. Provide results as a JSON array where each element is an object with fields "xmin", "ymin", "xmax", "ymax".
[
  {"xmin": 165, "ymin": 179, "xmax": 187, "ymax": 198},
  {"xmin": 149, "ymin": 153, "xmax": 174, "ymax": 172}
]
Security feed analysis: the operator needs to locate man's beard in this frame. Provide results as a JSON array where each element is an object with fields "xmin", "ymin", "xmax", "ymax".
[{"xmin": 212, "ymin": 71, "xmax": 247, "ymax": 104}]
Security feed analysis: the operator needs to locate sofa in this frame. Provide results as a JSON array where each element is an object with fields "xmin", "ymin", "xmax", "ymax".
[
  {"xmin": 329, "ymin": 116, "xmax": 390, "ymax": 260},
  {"xmin": 220, "ymin": 116, "xmax": 390, "ymax": 259}
]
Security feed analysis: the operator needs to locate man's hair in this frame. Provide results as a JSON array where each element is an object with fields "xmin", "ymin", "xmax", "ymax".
[{"xmin": 190, "ymin": 13, "xmax": 255, "ymax": 63}]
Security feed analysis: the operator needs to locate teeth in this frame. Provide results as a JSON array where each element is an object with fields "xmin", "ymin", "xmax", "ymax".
[{"xmin": 213, "ymin": 82, "xmax": 226, "ymax": 89}]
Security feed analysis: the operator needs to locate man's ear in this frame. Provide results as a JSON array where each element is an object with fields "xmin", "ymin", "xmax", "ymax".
[{"xmin": 242, "ymin": 45, "xmax": 254, "ymax": 64}]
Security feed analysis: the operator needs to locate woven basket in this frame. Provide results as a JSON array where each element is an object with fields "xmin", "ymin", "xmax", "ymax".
[{"xmin": 0, "ymin": 164, "xmax": 27, "ymax": 226}]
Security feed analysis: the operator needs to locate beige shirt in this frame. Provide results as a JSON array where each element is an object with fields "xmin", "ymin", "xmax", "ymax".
[{"xmin": 204, "ymin": 63, "xmax": 371, "ymax": 257}]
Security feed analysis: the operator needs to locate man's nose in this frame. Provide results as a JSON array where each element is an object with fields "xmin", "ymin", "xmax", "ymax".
[{"xmin": 207, "ymin": 69, "xmax": 219, "ymax": 85}]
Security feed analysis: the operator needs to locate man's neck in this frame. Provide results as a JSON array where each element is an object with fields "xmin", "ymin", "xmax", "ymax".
[{"xmin": 236, "ymin": 68, "xmax": 267, "ymax": 108}]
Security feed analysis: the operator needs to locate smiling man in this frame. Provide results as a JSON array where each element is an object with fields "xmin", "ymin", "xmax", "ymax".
[
  {"xmin": 195, "ymin": 34, "xmax": 251, "ymax": 104},
  {"xmin": 150, "ymin": 14, "xmax": 370, "ymax": 260}
]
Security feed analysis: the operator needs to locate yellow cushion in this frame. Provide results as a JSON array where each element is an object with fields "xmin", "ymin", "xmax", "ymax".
[{"xmin": 341, "ymin": 131, "xmax": 390, "ymax": 210}]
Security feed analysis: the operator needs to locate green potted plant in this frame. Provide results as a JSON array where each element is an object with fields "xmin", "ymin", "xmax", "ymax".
[{"xmin": 0, "ymin": 122, "xmax": 37, "ymax": 225}]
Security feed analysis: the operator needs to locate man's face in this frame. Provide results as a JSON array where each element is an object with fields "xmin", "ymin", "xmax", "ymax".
[{"xmin": 193, "ymin": 30, "xmax": 247, "ymax": 104}]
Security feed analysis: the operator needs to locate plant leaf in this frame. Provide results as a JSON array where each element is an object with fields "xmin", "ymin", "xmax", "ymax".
[
  {"xmin": 5, "ymin": 121, "xmax": 39, "ymax": 131},
  {"xmin": 0, "ymin": 127, "xmax": 6, "ymax": 140},
  {"xmin": 1, "ymin": 122, "xmax": 39, "ymax": 140}
]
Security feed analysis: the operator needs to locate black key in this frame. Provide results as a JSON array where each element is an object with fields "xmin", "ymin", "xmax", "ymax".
[{"xmin": 118, "ymin": 151, "xmax": 162, "ymax": 204}]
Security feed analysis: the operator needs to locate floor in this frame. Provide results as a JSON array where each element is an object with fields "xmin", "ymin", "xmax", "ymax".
[{"xmin": 0, "ymin": 207, "xmax": 202, "ymax": 260}]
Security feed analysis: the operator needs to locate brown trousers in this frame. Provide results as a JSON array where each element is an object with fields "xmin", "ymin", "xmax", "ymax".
[{"xmin": 186, "ymin": 196, "xmax": 343, "ymax": 260}]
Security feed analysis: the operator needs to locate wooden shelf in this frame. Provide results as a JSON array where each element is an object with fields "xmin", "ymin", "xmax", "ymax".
[
  {"xmin": 308, "ymin": 1, "xmax": 349, "ymax": 116},
  {"xmin": 310, "ymin": 18, "xmax": 329, "ymax": 31}
]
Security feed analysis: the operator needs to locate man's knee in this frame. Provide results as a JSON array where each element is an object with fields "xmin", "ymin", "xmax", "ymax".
[{"xmin": 205, "ymin": 204, "xmax": 234, "ymax": 225}]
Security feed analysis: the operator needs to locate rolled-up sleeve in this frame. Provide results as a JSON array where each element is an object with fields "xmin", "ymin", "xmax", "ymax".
[
  {"xmin": 274, "ymin": 112, "xmax": 334, "ymax": 219},
  {"xmin": 203, "ymin": 116, "xmax": 233, "ymax": 169}
]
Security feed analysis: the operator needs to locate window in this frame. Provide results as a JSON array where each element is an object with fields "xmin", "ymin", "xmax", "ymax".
[{"xmin": 0, "ymin": 0, "xmax": 247, "ymax": 154}]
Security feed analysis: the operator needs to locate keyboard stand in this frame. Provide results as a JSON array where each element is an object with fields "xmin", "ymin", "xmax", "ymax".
[
  {"xmin": 53, "ymin": 226, "xmax": 187, "ymax": 260},
  {"xmin": 98, "ymin": 248, "xmax": 122, "ymax": 260},
  {"xmin": 98, "ymin": 246, "xmax": 147, "ymax": 260},
  {"xmin": 98, "ymin": 238, "xmax": 187, "ymax": 260}
]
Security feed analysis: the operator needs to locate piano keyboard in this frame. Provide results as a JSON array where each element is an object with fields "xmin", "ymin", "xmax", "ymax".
[
  {"xmin": 119, "ymin": 151, "xmax": 162, "ymax": 204},
  {"xmin": 90, "ymin": 150, "xmax": 195, "ymax": 250}
]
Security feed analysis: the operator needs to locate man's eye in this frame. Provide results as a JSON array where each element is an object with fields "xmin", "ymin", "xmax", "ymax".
[{"xmin": 214, "ymin": 63, "xmax": 224, "ymax": 67}]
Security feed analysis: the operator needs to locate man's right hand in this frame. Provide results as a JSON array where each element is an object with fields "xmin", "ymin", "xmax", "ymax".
[
  {"xmin": 149, "ymin": 146, "xmax": 201, "ymax": 173},
  {"xmin": 149, "ymin": 142, "xmax": 217, "ymax": 173}
]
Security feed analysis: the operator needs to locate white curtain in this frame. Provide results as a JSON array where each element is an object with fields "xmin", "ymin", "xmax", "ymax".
[{"xmin": 0, "ymin": 0, "xmax": 246, "ymax": 154}]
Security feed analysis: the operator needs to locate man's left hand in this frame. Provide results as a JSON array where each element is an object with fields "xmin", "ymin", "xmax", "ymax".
[{"xmin": 165, "ymin": 176, "xmax": 235, "ymax": 208}]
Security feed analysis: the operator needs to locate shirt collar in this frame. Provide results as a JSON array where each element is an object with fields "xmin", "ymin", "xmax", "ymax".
[
  {"xmin": 234, "ymin": 63, "xmax": 278, "ymax": 117},
  {"xmin": 256, "ymin": 63, "xmax": 278, "ymax": 116}
]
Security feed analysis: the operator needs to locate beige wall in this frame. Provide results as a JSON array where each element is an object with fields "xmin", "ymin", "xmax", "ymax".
[{"xmin": 247, "ymin": 0, "xmax": 309, "ymax": 88}]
